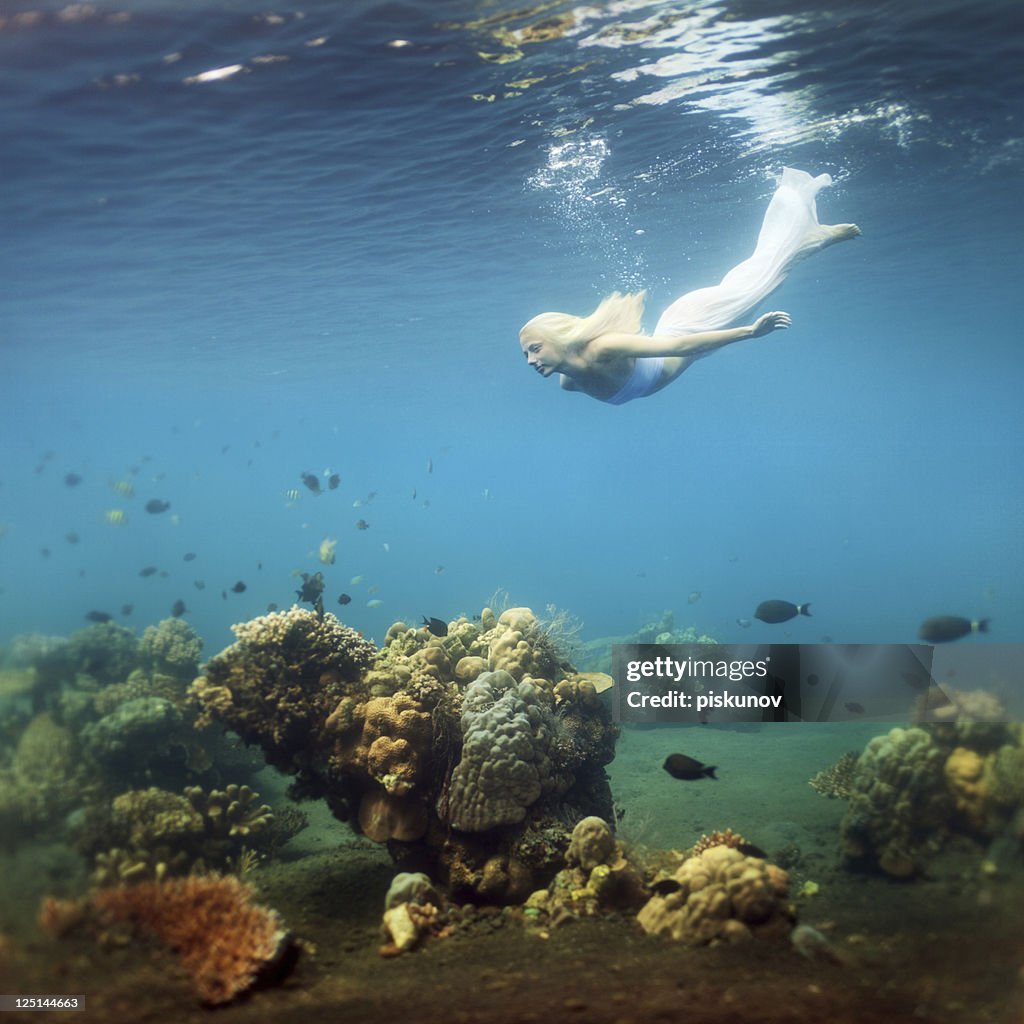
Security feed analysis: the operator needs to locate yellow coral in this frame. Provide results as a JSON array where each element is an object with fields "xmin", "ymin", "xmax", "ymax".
[
  {"xmin": 945, "ymin": 746, "xmax": 988, "ymax": 829},
  {"xmin": 636, "ymin": 846, "xmax": 791, "ymax": 945}
]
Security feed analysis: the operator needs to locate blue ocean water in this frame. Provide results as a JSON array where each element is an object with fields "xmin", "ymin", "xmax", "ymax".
[{"xmin": 2, "ymin": 0, "xmax": 1023, "ymax": 656}]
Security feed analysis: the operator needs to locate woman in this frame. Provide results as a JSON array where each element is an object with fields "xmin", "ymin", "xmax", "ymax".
[{"xmin": 519, "ymin": 168, "xmax": 860, "ymax": 405}]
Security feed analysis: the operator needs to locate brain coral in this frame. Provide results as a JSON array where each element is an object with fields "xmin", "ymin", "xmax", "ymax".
[{"xmin": 440, "ymin": 669, "xmax": 555, "ymax": 832}]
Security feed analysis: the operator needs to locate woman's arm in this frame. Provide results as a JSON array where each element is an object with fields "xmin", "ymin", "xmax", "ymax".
[{"xmin": 592, "ymin": 311, "xmax": 791, "ymax": 359}]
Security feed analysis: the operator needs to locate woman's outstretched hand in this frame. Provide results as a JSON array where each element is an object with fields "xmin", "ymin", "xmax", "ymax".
[{"xmin": 751, "ymin": 311, "xmax": 792, "ymax": 337}]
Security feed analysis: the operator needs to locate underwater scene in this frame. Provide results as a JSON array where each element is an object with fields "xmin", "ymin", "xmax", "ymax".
[{"xmin": 2, "ymin": 1, "xmax": 1023, "ymax": 1021}]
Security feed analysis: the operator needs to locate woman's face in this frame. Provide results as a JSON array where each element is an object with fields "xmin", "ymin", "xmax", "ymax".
[{"xmin": 520, "ymin": 333, "xmax": 558, "ymax": 377}]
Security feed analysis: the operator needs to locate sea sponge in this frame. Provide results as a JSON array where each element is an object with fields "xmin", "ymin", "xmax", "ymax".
[
  {"xmin": 90, "ymin": 875, "xmax": 297, "ymax": 1005},
  {"xmin": 636, "ymin": 846, "xmax": 791, "ymax": 945}
]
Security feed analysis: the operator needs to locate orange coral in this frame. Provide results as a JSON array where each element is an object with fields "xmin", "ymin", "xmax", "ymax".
[
  {"xmin": 37, "ymin": 896, "xmax": 86, "ymax": 939},
  {"xmin": 91, "ymin": 874, "xmax": 296, "ymax": 1005},
  {"xmin": 689, "ymin": 828, "xmax": 749, "ymax": 858}
]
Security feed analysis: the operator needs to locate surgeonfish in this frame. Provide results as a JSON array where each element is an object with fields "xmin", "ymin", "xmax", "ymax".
[
  {"xmin": 754, "ymin": 600, "xmax": 811, "ymax": 624},
  {"xmin": 918, "ymin": 616, "xmax": 990, "ymax": 644}
]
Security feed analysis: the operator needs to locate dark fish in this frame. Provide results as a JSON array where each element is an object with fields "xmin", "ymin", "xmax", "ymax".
[
  {"xmin": 663, "ymin": 754, "xmax": 717, "ymax": 781},
  {"xmin": 421, "ymin": 616, "xmax": 448, "ymax": 637},
  {"xmin": 338, "ymin": 593, "xmax": 352, "ymax": 606},
  {"xmin": 183, "ymin": 552, "xmax": 197, "ymax": 561},
  {"xmin": 145, "ymin": 499, "xmax": 171, "ymax": 514},
  {"xmin": 296, "ymin": 571, "xmax": 326, "ymax": 604},
  {"xmin": 267, "ymin": 603, "xmax": 279, "ymax": 612},
  {"xmin": 355, "ymin": 519, "xmax": 369, "ymax": 530},
  {"xmin": 918, "ymin": 616, "xmax": 990, "ymax": 644},
  {"xmin": 65, "ymin": 532, "xmax": 80, "ymax": 544},
  {"xmin": 735, "ymin": 842, "xmax": 768, "ymax": 859},
  {"xmin": 844, "ymin": 702, "xmax": 865, "ymax": 714},
  {"xmin": 39, "ymin": 547, "xmax": 51, "ymax": 558},
  {"xmin": 687, "ymin": 590, "xmax": 701, "ymax": 605},
  {"xmin": 194, "ymin": 579, "xmax": 206, "ymax": 590},
  {"xmin": 754, "ymin": 600, "xmax": 811, "ymax": 624},
  {"xmin": 171, "ymin": 599, "xmax": 187, "ymax": 617},
  {"xmin": 121, "ymin": 603, "xmax": 134, "ymax": 616},
  {"xmin": 139, "ymin": 566, "xmax": 158, "ymax": 577},
  {"xmin": 328, "ymin": 473, "xmax": 341, "ymax": 490},
  {"xmin": 64, "ymin": 472, "xmax": 82, "ymax": 487},
  {"xmin": 300, "ymin": 472, "xmax": 321, "ymax": 494},
  {"xmin": 231, "ymin": 581, "xmax": 247, "ymax": 593},
  {"xmin": 650, "ymin": 878, "xmax": 682, "ymax": 896},
  {"xmin": 85, "ymin": 610, "xmax": 113, "ymax": 623}
]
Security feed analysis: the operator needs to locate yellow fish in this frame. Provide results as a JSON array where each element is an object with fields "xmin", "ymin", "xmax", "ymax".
[
  {"xmin": 318, "ymin": 537, "xmax": 337, "ymax": 565},
  {"xmin": 110, "ymin": 479, "xmax": 134, "ymax": 498},
  {"xmin": 105, "ymin": 509, "xmax": 127, "ymax": 526}
]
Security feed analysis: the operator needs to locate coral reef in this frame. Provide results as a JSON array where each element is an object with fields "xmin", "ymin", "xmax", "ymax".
[
  {"xmin": 636, "ymin": 845, "xmax": 792, "ymax": 945},
  {"xmin": 840, "ymin": 702, "xmax": 1024, "ymax": 877},
  {"xmin": 90, "ymin": 875, "xmax": 298, "ymax": 1004},
  {"xmin": 192, "ymin": 603, "xmax": 619, "ymax": 903},
  {"xmin": 84, "ymin": 784, "xmax": 276, "ymax": 885},
  {"xmin": 524, "ymin": 817, "xmax": 648, "ymax": 922},
  {"xmin": 139, "ymin": 618, "xmax": 203, "ymax": 679},
  {"xmin": 0, "ymin": 713, "xmax": 92, "ymax": 840},
  {"xmin": 839, "ymin": 727, "xmax": 952, "ymax": 878},
  {"xmin": 191, "ymin": 606, "xmax": 376, "ymax": 769}
]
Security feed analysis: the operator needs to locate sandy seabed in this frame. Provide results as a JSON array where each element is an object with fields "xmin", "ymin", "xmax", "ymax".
[{"xmin": 2, "ymin": 724, "xmax": 1022, "ymax": 1024}]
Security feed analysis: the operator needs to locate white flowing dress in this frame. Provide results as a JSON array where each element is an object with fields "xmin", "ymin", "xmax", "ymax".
[{"xmin": 602, "ymin": 168, "xmax": 844, "ymax": 405}]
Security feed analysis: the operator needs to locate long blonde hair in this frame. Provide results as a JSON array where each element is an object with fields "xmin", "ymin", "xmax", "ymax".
[{"xmin": 520, "ymin": 290, "xmax": 646, "ymax": 348}]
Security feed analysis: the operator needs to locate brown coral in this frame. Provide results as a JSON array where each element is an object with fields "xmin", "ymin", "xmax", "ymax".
[
  {"xmin": 190, "ymin": 606, "xmax": 375, "ymax": 768},
  {"xmin": 91, "ymin": 875, "xmax": 297, "ymax": 1005},
  {"xmin": 327, "ymin": 693, "xmax": 431, "ymax": 796}
]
